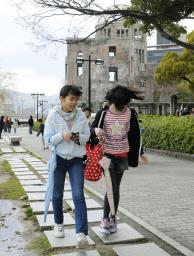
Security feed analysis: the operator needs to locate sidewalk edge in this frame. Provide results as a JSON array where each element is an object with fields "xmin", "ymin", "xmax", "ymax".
[{"xmin": 84, "ymin": 184, "xmax": 194, "ymax": 256}]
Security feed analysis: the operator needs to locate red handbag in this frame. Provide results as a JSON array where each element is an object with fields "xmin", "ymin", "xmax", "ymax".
[
  {"xmin": 84, "ymin": 143, "xmax": 103, "ymax": 181},
  {"xmin": 84, "ymin": 110, "xmax": 106, "ymax": 181}
]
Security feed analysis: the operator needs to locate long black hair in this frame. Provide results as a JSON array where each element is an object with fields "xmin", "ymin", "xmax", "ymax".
[{"xmin": 105, "ymin": 85, "xmax": 143, "ymax": 110}]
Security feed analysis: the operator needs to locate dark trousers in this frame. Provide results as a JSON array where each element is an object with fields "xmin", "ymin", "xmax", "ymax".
[{"xmin": 103, "ymin": 154, "xmax": 128, "ymax": 218}]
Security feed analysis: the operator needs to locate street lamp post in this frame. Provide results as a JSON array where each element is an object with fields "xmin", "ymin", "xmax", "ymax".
[
  {"xmin": 38, "ymin": 99, "xmax": 48, "ymax": 120},
  {"xmin": 76, "ymin": 55, "xmax": 104, "ymax": 110},
  {"xmin": 31, "ymin": 93, "xmax": 45, "ymax": 121}
]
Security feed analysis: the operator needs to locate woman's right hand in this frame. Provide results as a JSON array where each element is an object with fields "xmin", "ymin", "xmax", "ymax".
[
  {"xmin": 95, "ymin": 128, "xmax": 104, "ymax": 143},
  {"xmin": 63, "ymin": 132, "xmax": 73, "ymax": 141}
]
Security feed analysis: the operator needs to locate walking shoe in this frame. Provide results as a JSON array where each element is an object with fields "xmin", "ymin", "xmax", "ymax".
[
  {"xmin": 109, "ymin": 217, "xmax": 117, "ymax": 234},
  {"xmin": 99, "ymin": 218, "xmax": 110, "ymax": 235},
  {"xmin": 54, "ymin": 224, "xmax": 65, "ymax": 238},
  {"xmin": 76, "ymin": 233, "xmax": 89, "ymax": 249}
]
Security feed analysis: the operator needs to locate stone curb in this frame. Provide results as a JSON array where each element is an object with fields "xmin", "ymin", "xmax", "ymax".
[
  {"xmin": 146, "ymin": 148, "xmax": 194, "ymax": 162},
  {"xmin": 84, "ymin": 184, "xmax": 194, "ymax": 256}
]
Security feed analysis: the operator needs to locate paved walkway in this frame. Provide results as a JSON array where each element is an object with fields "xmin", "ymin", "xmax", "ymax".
[{"xmin": 1, "ymin": 127, "xmax": 194, "ymax": 254}]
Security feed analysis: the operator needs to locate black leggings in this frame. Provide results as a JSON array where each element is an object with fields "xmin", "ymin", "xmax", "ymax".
[{"xmin": 103, "ymin": 168, "xmax": 124, "ymax": 219}]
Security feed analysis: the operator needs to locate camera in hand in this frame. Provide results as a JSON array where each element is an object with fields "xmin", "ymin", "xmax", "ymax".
[{"xmin": 71, "ymin": 132, "xmax": 80, "ymax": 145}]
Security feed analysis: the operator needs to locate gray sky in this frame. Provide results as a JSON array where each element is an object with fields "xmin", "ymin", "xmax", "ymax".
[{"xmin": 0, "ymin": 0, "xmax": 193, "ymax": 96}]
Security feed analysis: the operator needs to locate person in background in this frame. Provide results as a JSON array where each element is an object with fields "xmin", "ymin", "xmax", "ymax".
[
  {"xmin": 139, "ymin": 119, "xmax": 148, "ymax": 164},
  {"xmin": 44, "ymin": 85, "xmax": 90, "ymax": 248},
  {"xmin": 90, "ymin": 85, "xmax": 142, "ymax": 235},
  {"xmin": 83, "ymin": 107, "xmax": 92, "ymax": 127},
  {"xmin": 37, "ymin": 119, "xmax": 48, "ymax": 149},
  {"xmin": 7, "ymin": 118, "xmax": 13, "ymax": 133},
  {"xmin": 4, "ymin": 116, "xmax": 8, "ymax": 132},
  {"xmin": 13, "ymin": 119, "xmax": 18, "ymax": 133},
  {"xmin": 0, "ymin": 116, "xmax": 4, "ymax": 139},
  {"xmin": 28, "ymin": 115, "xmax": 34, "ymax": 134}
]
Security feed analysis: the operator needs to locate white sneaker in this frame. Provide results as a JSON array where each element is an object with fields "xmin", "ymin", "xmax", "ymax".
[
  {"xmin": 109, "ymin": 217, "xmax": 117, "ymax": 234},
  {"xmin": 54, "ymin": 224, "xmax": 65, "ymax": 238},
  {"xmin": 99, "ymin": 218, "xmax": 110, "ymax": 235},
  {"xmin": 76, "ymin": 233, "xmax": 89, "ymax": 249}
]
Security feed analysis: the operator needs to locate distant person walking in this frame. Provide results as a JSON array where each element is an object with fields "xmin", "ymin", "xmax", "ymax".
[
  {"xmin": 13, "ymin": 119, "xmax": 18, "ymax": 133},
  {"xmin": 37, "ymin": 119, "xmax": 48, "ymax": 149},
  {"xmin": 0, "ymin": 116, "xmax": 4, "ymax": 139},
  {"xmin": 28, "ymin": 115, "xmax": 34, "ymax": 134},
  {"xmin": 83, "ymin": 107, "xmax": 92, "ymax": 127},
  {"xmin": 7, "ymin": 118, "xmax": 13, "ymax": 133},
  {"xmin": 4, "ymin": 117, "xmax": 8, "ymax": 132}
]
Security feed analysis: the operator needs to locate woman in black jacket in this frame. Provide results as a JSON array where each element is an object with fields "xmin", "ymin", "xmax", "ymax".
[{"xmin": 90, "ymin": 85, "xmax": 142, "ymax": 235}]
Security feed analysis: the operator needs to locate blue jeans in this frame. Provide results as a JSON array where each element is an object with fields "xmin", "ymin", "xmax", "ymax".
[{"xmin": 52, "ymin": 155, "xmax": 88, "ymax": 235}]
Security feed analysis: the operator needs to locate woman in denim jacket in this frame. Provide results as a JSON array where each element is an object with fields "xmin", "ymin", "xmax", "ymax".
[{"xmin": 44, "ymin": 85, "xmax": 90, "ymax": 248}]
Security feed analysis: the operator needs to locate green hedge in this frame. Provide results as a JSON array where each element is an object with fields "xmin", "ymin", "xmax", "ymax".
[
  {"xmin": 33, "ymin": 122, "xmax": 39, "ymax": 132},
  {"xmin": 140, "ymin": 115, "xmax": 194, "ymax": 154}
]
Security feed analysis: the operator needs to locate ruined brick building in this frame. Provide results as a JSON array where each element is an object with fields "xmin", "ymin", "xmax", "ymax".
[
  {"xmin": 65, "ymin": 21, "xmax": 185, "ymax": 114},
  {"xmin": 65, "ymin": 20, "xmax": 146, "ymax": 112}
]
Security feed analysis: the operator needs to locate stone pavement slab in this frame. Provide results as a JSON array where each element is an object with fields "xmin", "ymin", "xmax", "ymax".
[
  {"xmin": 12, "ymin": 146, "xmax": 26, "ymax": 153},
  {"xmin": 53, "ymin": 251, "xmax": 101, "ymax": 256},
  {"xmin": 20, "ymin": 179, "xmax": 43, "ymax": 185},
  {"xmin": 33, "ymin": 167, "xmax": 48, "ymax": 171},
  {"xmin": 30, "ymin": 201, "xmax": 53, "ymax": 214},
  {"xmin": 16, "ymin": 175, "xmax": 38, "ymax": 180},
  {"xmin": 36, "ymin": 213, "xmax": 75, "ymax": 229},
  {"xmin": 66, "ymin": 199, "xmax": 102, "ymax": 210},
  {"xmin": 11, "ymin": 167, "xmax": 30, "ymax": 172},
  {"xmin": 23, "ymin": 185, "xmax": 46, "ymax": 192},
  {"xmin": 9, "ymin": 164, "xmax": 27, "ymax": 168},
  {"xmin": 27, "ymin": 191, "xmax": 89, "ymax": 201},
  {"xmin": 44, "ymin": 229, "xmax": 95, "ymax": 248},
  {"xmin": 113, "ymin": 242, "xmax": 171, "ymax": 256},
  {"xmin": 87, "ymin": 210, "xmax": 120, "ymax": 223},
  {"xmin": 91, "ymin": 223, "xmax": 144, "ymax": 244},
  {"xmin": 14, "ymin": 171, "xmax": 34, "ymax": 176},
  {"xmin": 1, "ymin": 148, "xmax": 14, "ymax": 153}
]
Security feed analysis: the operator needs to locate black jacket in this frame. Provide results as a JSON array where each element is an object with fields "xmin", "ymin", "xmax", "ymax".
[{"xmin": 90, "ymin": 106, "xmax": 140, "ymax": 167}]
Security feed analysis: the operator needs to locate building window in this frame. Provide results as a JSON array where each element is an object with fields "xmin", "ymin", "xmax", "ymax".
[
  {"xmin": 134, "ymin": 28, "xmax": 138, "ymax": 38},
  {"xmin": 108, "ymin": 28, "xmax": 111, "ymax": 37},
  {"xmin": 121, "ymin": 29, "xmax": 124, "ymax": 37},
  {"xmin": 109, "ymin": 67, "xmax": 118, "ymax": 81},
  {"xmin": 109, "ymin": 46, "xmax": 116, "ymax": 57},
  {"xmin": 77, "ymin": 51, "xmax": 83, "ymax": 56},
  {"xmin": 104, "ymin": 29, "xmax": 107, "ymax": 36},
  {"xmin": 117, "ymin": 29, "xmax": 120, "ymax": 37},
  {"xmin": 141, "ymin": 49, "xmax": 145, "ymax": 63},
  {"xmin": 138, "ymin": 29, "xmax": 142, "ymax": 39},
  {"xmin": 139, "ymin": 81, "xmax": 145, "ymax": 87},
  {"xmin": 65, "ymin": 64, "xmax": 68, "ymax": 78},
  {"xmin": 125, "ymin": 29, "xmax": 128, "ymax": 37},
  {"xmin": 77, "ymin": 63, "xmax": 83, "ymax": 77}
]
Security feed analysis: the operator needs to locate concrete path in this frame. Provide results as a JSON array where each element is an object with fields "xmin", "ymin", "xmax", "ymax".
[{"xmin": 1, "ymin": 127, "xmax": 194, "ymax": 254}]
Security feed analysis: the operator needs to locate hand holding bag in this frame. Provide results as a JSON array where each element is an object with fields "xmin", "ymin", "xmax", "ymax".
[{"xmin": 84, "ymin": 111, "xmax": 105, "ymax": 181}]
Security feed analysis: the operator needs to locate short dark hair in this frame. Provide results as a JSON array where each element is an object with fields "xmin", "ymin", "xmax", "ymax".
[
  {"xmin": 60, "ymin": 85, "xmax": 82, "ymax": 98},
  {"xmin": 83, "ymin": 107, "xmax": 91, "ymax": 112}
]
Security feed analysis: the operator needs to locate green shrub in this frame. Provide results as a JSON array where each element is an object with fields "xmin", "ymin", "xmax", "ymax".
[
  {"xmin": 33, "ymin": 121, "xmax": 39, "ymax": 132},
  {"xmin": 140, "ymin": 115, "xmax": 194, "ymax": 154}
]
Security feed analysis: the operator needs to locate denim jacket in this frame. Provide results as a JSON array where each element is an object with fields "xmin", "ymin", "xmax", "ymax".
[{"xmin": 43, "ymin": 106, "xmax": 90, "ymax": 222}]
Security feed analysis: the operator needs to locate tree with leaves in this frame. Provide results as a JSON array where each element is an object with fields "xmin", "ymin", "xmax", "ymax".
[
  {"xmin": 18, "ymin": 0, "xmax": 194, "ymax": 49},
  {"xmin": 154, "ymin": 30, "xmax": 194, "ymax": 93}
]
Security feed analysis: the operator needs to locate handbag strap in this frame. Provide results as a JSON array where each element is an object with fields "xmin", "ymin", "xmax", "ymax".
[{"xmin": 97, "ymin": 110, "xmax": 105, "ymax": 128}]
